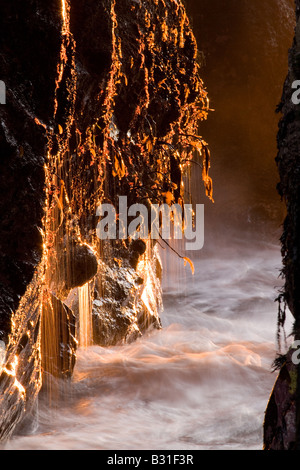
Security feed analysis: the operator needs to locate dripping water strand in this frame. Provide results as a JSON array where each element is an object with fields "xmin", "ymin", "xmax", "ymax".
[{"xmin": 78, "ymin": 283, "xmax": 93, "ymax": 349}]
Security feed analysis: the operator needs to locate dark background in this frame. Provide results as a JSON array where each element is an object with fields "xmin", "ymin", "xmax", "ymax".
[{"xmin": 185, "ymin": 0, "xmax": 295, "ymax": 243}]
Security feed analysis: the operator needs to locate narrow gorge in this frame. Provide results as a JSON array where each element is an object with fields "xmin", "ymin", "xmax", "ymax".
[{"xmin": 1, "ymin": 0, "xmax": 300, "ymax": 451}]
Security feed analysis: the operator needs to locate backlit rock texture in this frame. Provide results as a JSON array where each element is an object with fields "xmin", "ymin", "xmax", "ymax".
[
  {"xmin": 264, "ymin": 0, "xmax": 300, "ymax": 450},
  {"xmin": 0, "ymin": 0, "xmax": 209, "ymax": 440}
]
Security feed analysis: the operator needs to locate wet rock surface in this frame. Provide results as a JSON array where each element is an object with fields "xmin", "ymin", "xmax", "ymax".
[
  {"xmin": 264, "ymin": 350, "xmax": 297, "ymax": 450},
  {"xmin": 276, "ymin": 2, "xmax": 300, "ymax": 329},
  {"xmin": 0, "ymin": 270, "xmax": 42, "ymax": 441},
  {"xmin": 0, "ymin": 0, "xmax": 208, "ymax": 440},
  {"xmin": 92, "ymin": 242, "xmax": 162, "ymax": 347},
  {"xmin": 0, "ymin": 1, "xmax": 63, "ymax": 343},
  {"xmin": 41, "ymin": 294, "xmax": 77, "ymax": 381},
  {"xmin": 58, "ymin": 243, "xmax": 99, "ymax": 292},
  {"xmin": 264, "ymin": 0, "xmax": 300, "ymax": 450}
]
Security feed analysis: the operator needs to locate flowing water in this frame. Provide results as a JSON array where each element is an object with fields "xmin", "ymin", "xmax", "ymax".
[
  {"xmin": 0, "ymin": 0, "xmax": 295, "ymax": 452},
  {"xmin": 78, "ymin": 283, "xmax": 93, "ymax": 349},
  {"xmin": 2, "ymin": 231, "xmax": 293, "ymax": 451}
]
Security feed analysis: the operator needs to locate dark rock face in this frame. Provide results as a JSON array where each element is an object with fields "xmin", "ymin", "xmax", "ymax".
[
  {"xmin": 59, "ymin": 243, "xmax": 98, "ymax": 292},
  {"xmin": 0, "ymin": 1, "xmax": 63, "ymax": 343},
  {"xmin": 0, "ymin": 0, "xmax": 209, "ymax": 440},
  {"xmin": 264, "ymin": 0, "xmax": 300, "ymax": 450},
  {"xmin": 264, "ymin": 350, "xmax": 297, "ymax": 450},
  {"xmin": 276, "ymin": 3, "xmax": 300, "ymax": 331},
  {"xmin": 0, "ymin": 0, "xmax": 63, "ymax": 442}
]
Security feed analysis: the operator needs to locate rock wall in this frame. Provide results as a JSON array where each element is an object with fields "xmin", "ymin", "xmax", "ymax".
[
  {"xmin": 264, "ymin": 0, "xmax": 300, "ymax": 450},
  {"xmin": 0, "ymin": 0, "xmax": 209, "ymax": 440},
  {"xmin": 0, "ymin": 1, "xmax": 63, "ymax": 344},
  {"xmin": 0, "ymin": 0, "xmax": 63, "ymax": 441}
]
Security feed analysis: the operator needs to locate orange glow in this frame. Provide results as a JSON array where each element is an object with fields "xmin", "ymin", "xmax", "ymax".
[
  {"xmin": 28, "ymin": 0, "xmax": 212, "ymax": 399},
  {"xmin": 61, "ymin": 0, "xmax": 69, "ymax": 33},
  {"xmin": 78, "ymin": 283, "xmax": 93, "ymax": 349}
]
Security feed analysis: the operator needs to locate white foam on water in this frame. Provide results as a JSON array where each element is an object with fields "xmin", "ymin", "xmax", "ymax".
[{"xmin": 3, "ymin": 237, "xmax": 293, "ymax": 450}]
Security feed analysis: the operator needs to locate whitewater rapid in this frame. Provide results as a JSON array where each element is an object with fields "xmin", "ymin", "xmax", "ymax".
[{"xmin": 2, "ymin": 236, "xmax": 292, "ymax": 450}]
